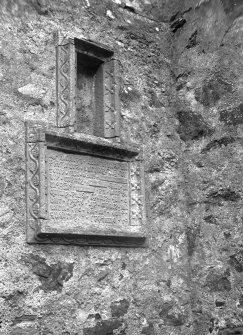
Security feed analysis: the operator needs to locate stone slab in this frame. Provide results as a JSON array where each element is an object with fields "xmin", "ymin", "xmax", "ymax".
[
  {"xmin": 45, "ymin": 149, "xmax": 130, "ymax": 234},
  {"xmin": 25, "ymin": 123, "xmax": 146, "ymax": 247}
]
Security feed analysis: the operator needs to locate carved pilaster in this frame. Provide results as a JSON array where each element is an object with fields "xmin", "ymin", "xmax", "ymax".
[
  {"xmin": 103, "ymin": 59, "xmax": 120, "ymax": 138},
  {"xmin": 25, "ymin": 124, "xmax": 46, "ymax": 242},
  {"xmin": 130, "ymin": 162, "xmax": 145, "ymax": 226},
  {"xmin": 56, "ymin": 38, "xmax": 76, "ymax": 130}
]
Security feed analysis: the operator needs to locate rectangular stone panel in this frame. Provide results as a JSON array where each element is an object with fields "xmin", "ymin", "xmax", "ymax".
[
  {"xmin": 45, "ymin": 149, "xmax": 130, "ymax": 234},
  {"xmin": 25, "ymin": 123, "xmax": 146, "ymax": 247}
]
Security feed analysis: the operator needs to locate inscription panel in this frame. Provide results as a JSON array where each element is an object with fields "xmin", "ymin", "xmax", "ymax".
[
  {"xmin": 26, "ymin": 125, "xmax": 146, "ymax": 247},
  {"xmin": 42, "ymin": 149, "xmax": 130, "ymax": 234}
]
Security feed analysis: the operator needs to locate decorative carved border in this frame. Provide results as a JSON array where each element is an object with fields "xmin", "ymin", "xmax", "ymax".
[
  {"xmin": 56, "ymin": 38, "xmax": 76, "ymax": 129},
  {"xmin": 103, "ymin": 59, "xmax": 120, "ymax": 138},
  {"xmin": 26, "ymin": 123, "xmax": 146, "ymax": 247},
  {"xmin": 25, "ymin": 123, "xmax": 46, "ymax": 243},
  {"xmin": 130, "ymin": 162, "xmax": 144, "ymax": 226},
  {"xmin": 30, "ymin": 233, "xmax": 146, "ymax": 248}
]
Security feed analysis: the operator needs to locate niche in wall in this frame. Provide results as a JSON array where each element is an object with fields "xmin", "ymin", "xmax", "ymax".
[{"xmin": 56, "ymin": 37, "xmax": 120, "ymax": 139}]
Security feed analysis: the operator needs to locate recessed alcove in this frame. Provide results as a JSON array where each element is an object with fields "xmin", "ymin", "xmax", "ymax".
[
  {"xmin": 56, "ymin": 36, "xmax": 120, "ymax": 139},
  {"xmin": 76, "ymin": 52, "xmax": 103, "ymax": 136}
]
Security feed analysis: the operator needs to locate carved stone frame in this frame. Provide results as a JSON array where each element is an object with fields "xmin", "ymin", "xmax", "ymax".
[
  {"xmin": 56, "ymin": 36, "xmax": 120, "ymax": 139},
  {"xmin": 25, "ymin": 123, "xmax": 146, "ymax": 247}
]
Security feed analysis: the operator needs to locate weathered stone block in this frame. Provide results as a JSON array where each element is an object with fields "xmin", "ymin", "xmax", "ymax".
[
  {"xmin": 32, "ymin": 258, "xmax": 74, "ymax": 292},
  {"xmin": 141, "ymin": 323, "xmax": 155, "ymax": 335},
  {"xmin": 10, "ymin": 327, "xmax": 38, "ymax": 335},
  {"xmin": 110, "ymin": 298, "xmax": 129, "ymax": 318},
  {"xmin": 229, "ymin": 251, "xmax": 243, "ymax": 273},
  {"xmin": 177, "ymin": 110, "xmax": 213, "ymax": 141},
  {"xmin": 83, "ymin": 319, "xmax": 123, "ymax": 335},
  {"xmin": 220, "ymin": 103, "xmax": 243, "ymax": 126},
  {"xmin": 205, "ymin": 270, "xmax": 231, "ymax": 292},
  {"xmin": 201, "ymin": 136, "xmax": 235, "ymax": 153},
  {"xmin": 219, "ymin": 327, "xmax": 243, "ymax": 335},
  {"xmin": 195, "ymin": 76, "xmax": 233, "ymax": 107}
]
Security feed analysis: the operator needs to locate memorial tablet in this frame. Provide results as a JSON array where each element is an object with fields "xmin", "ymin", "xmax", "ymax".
[
  {"xmin": 46, "ymin": 150, "xmax": 129, "ymax": 234},
  {"xmin": 26, "ymin": 123, "xmax": 146, "ymax": 247}
]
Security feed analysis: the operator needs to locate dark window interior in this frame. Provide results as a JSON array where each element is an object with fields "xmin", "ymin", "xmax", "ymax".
[{"xmin": 76, "ymin": 52, "xmax": 104, "ymax": 136}]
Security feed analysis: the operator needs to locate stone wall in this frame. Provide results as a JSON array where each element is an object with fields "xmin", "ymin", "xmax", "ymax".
[
  {"xmin": 1, "ymin": 0, "xmax": 243, "ymax": 334},
  {"xmin": 0, "ymin": 1, "xmax": 191, "ymax": 334},
  {"xmin": 170, "ymin": 0, "xmax": 243, "ymax": 333}
]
